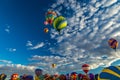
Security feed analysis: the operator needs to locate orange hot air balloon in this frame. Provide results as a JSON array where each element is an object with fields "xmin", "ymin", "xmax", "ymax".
[
  {"xmin": 52, "ymin": 64, "xmax": 56, "ymax": 68},
  {"xmin": 82, "ymin": 64, "xmax": 90, "ymax": 74},
  {"xmin": 44, "ymin": 28, "xmax": 49, "ymax": 33},
  {"xmin": 108, "ymin": 38, "xmax": 118, "ymax": 51},
  {"xmin": 11, "ymin": 73, "xmax": 19, "ymax": 80}
]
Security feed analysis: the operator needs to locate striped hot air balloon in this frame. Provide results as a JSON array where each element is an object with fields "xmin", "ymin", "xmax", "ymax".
[
  {"xmin": 53, "ymin": 16, "xmax": 67, "ymax": 33},
  {"xmin": 82, "ymin": 64, "xmax": 90, "ymax": 74},
  {"xmin": 108, "ymin": 38, "xmax": 118, "ymax": 51},
  {"xmin": 99, "ymin": 66, "xmax": 120, "ymax": 80}
]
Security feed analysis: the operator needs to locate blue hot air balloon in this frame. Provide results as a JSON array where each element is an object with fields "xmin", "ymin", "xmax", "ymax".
[{"xmin": 99, "ymin": 66, "xmax": 120, "ymax": 80}]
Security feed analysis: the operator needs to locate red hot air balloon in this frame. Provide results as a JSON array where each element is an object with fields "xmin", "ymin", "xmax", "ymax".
[{"xmin": 82, "ymin": 64, "xmax": 90, "ymax": 74}]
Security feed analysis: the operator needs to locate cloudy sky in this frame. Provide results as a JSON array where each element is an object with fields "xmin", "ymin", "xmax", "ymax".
[{"xmin": 0, "ymin": 0, "xmax": 120, "ymax": 78}]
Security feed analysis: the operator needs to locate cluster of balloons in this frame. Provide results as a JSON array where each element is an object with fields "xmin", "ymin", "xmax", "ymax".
[
  {"xmin": 0, "ymin": 65, "xmax": 120, "ymax": 80},
  {"xmin": 10, "ymin": 73, "xmax": 33, "ymax": 80},
  {"xmin": 44, "ymin": 10, "xmax": 67, "ymax": 34}
]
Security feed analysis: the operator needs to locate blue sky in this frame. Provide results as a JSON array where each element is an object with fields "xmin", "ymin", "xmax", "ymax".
[{"xmin": 0, "ymin": 0, "xmax": 120, "ymax": 77}]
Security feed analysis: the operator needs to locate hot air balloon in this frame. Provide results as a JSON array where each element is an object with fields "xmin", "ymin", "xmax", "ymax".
[
  {"xmin": 82, "ymin": 64, "xmax": 90, "ymax": 74},
  {"xmin": 81, "ymin": 74, "xmax": 90, "ymax": 80},
  {"xmin": 95, "ymin": 74, "xmax": 100, "ymax": 80},
  {"xmin": 70, "ymin": 72, "xmax": 77, "ymax": 80},
  {"xmin": 10, "ymin": 73, "xmax": 19, "ymax": 80},
  {"xmin": 0, "ymin": 73, "xmax": 7, "ymax": 80},
  {"xmin": 44, "ymin": 28, "xmax": 49, "ymax": 33},
  {"xmin": 89, "ymin": 73, "xmax": 95, "ymax": 80},
  {"xmin": 108, "ymin": 38, "xmax": 118, "ymax": 51},
  {"xmin": 25, "ymin": 75, "xmax": 33, "ymax": 80},
  {"xmin": 35, "ymin": 69, "xmax": 44, "ymax": 80},
  {"xmin": 53, "ymin": 16, "xmax": 67, "ymax": 33},
  {"xmin": 59, "ymin": 74, "xmax": 66, "ymax": 80},
  {"xmin": 99, "ymin": 66, "xmax": 120, "ymax": 80},
  {"xmin": 52, "ymin": 63, "xmax": 56, "ymax": 68},
  {"xmin": 44, "ymin": 10, "xmax": 57, "ymax": 25}
]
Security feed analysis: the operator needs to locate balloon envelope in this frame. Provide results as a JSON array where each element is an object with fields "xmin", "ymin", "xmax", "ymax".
[
  {"xmin": 108, "ymin": 38, "xmax": 118, "ymax": 50},
  {"xmin": 99, "ymin": 66, "xmax": 120, "ymax": 80},
  {"xmin": 44, "ymin": 28, "xmax": 49, "ymax": 33},
  {"xmin": 45, "ymin": 10, "xmax": 57, "ymax": 25},
  {"xmin": 82, "ymin": 64, "xmax": 90, "ymax": 74},
  {"xmin": 53, "ymin": 16, "xmax": 67, "ymax": 32},
  {"xmin": 52, "ymin": 64, "xmax": 56, "ymax": 68}
]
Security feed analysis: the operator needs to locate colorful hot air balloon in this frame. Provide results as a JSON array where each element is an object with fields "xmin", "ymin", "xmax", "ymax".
[
  {"xmin": 108, "ymin": 38, "xmax": 118, "ymax": 51},
  {"xmin": 82, "ymin": 64, "xmax": 90, "ymax": 74},
  {"xmin": 89, "ymin": 73, "xmax": 95, "ymax": 80},
  {"xmin": 35, "ymin": 69, "xmax": 44, "ymax": 80},
  {"xmin": 81, "ymin": 74, "xmax": 90, "ymax": 80},
  {"xmin": 95, "ymin": 74, "xmax": 100, "ymax": 80},
  {"xmin": 0, "ymin": 73, "xmax": 7, "ymax": 80},
  {"xmin": 99, "ymin": 66, "xmax": 120, "ymax": 80},
  {"xmin": 44, "ymin": 10, "xmax": 57, "ymax": 25},
  {"xmin": 53, "ymin": 16, "xmax": 67, "ymax": 33},
  {"xmin": 44, "ymin": 28, "xmax": 49, "ymax": 33},
  {"xmin": 70, "ymin": 72, "xmax": 77, "ymax": 80},
  {"xmin": 52, "ymin": 63, "xmax": 56, "ymax": 68},
  {"xmin": 25, "ymin": 75, "xmax": 33, "ymax": 80},
  {"xmin": 10, "ymin": 73, "xmax": 19, "ymax": 80}
]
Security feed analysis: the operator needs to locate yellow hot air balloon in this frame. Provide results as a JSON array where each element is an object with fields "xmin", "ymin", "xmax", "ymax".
[
  {"xmin": 52, "ymin": 64, "xmax": 56, "ymax": 68},
  {"xmin": 53, "ymin": 16, "xmax": 67, "ymax": 33},
  {"xmin": 44, "ymin": 28, "xmax": 49, "ymax": 33}
]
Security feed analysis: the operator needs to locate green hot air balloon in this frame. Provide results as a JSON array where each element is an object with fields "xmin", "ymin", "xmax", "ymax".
[
  {"xmin": 53, "ymin": 16, "xmax": 67, "ymax": 33},
  {"xmin": 99, "ymin": 66, "xmax": 120, "ymax": 80}
]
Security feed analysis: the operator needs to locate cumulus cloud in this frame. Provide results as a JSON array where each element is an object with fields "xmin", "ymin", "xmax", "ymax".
[
  {"xmin": 0, "ymin": 64, "xmax": 36, "ymax": 79},
  {"xmin": 102, "ymin": 0, "xmax": 117, "ymax": 7},
  {"xmin": 42, "ymin": 0, "xmax": 120, "ymax": 73},
  {"xmin": 0, "ymin": 59, "xmax": 36, "ymax": 79},
  {"xmin": 24, "ymin": 0, "xmax": 120, "ymax": 74}
]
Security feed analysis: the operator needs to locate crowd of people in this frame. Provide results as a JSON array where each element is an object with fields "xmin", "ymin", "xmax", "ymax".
[{"xmin": 0, "ymin": 69, "xmax": 99, "ymax": 80}]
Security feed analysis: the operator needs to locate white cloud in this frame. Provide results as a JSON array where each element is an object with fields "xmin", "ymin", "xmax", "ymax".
[
  {"xmin": 25, "ymin": 0, "xmax": 120, "ymax": 74},
  {"xmin": 26, "ymin": 41, "xmax": 33, "ymax": 47},
  {"xmin": 103, "ymin": 0, "xmax": 117, "ymax": 7},
  {"xmin": 0, "ymin": 60, "xmax": 12, "ymax": 64},
  {"xmin": 7, "ymin": 48, "xmax": 16, "ymax": 52},
  {"xmin": 5, "ymin": 25, "xmax": 10, "ymax": 33},
  {"xmin": 0, "ymin": 59, "xmax": 37, "ymax": 79},
  {"xmin": 5, "ymin": 29, "xmax": 10, "ymax": 33},
  {"xmin": 44, "ymin": 0, "xmax": 120, "ymax": 73},
  {"xmin": 0, "ymin": 64, "xmax": 36, "ymax": 79},
  {"xmin": 28, "ymin": 42, "xmax": 45, "ymax": 50}
]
